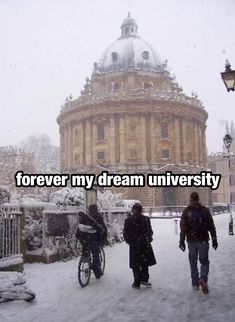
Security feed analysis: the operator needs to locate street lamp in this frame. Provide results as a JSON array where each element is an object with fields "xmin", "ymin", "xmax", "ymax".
[
  {"xmin": 221, "ymin": 60, "xmax": 235, "ymax": 91},
  {"xmin": 223, "ymin": 133, "xmax": 234, "ymax": 235}
]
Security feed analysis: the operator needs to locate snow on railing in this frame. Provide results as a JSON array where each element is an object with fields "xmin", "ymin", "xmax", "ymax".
[{"xmin": 0, "ymin": 209, "xmax": 21, "ymax": 261}]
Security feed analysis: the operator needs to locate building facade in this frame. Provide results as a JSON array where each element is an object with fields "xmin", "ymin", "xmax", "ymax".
[{"xmin": 57, "ymin": 14, "xmax": 210, "ymax": 206}]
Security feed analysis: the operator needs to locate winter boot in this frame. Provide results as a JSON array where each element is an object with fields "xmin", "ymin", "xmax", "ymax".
[
  {"xmin": 199, "ymin": 279, "xmax": 209, "ymax": 294},
  {"xmin": 141, "ymin": 281, "xmax": 152, "ymax": 288},
  {"xmin": 132, "ymin": 283, "xmax": 140, "ymax": 289}
]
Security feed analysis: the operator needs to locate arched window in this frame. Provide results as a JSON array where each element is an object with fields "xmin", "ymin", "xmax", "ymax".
[
  {"xmin": 142, "ymin": 51, "xmax": 149, "ymax": 59},
  {"xmin": 111, "ymin": 52, "xmax": 118, "ymax": 63}
]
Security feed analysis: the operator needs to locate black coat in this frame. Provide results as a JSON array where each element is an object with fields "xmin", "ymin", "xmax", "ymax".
[
  {"xmin": 76, "ymin": 211, "xmax": 107, "ymax": 247},
  {"xmin": 123, "ymin": 213, "xmax": 156, "ymax": 268},
  {"xmin": 180, "ymin": 201, "xmax": 217, "ymax": 243}
]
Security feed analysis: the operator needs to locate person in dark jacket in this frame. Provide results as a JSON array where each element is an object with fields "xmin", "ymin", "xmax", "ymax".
[
  {"xmin": 179, "ymin": 192, "xmax": 218, "ymax": 294},
  {"xmin": 76, "ymin": 204, "xmax": 107, "ymax": 279},
  {"xmin": 123, "ymin": 202, "xmax": 156, "ymax": 289}
]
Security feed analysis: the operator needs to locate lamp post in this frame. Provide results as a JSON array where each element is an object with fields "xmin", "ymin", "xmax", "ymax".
[
  {"xmin": 221, "ymin": 60, "xmax": 235, "ymax": 91},
  {"xmin": 223, "ymin": 133, "xmax": 234, "ymax": 235}
]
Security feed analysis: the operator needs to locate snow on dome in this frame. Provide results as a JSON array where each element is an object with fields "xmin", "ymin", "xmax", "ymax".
[{"xmin": 96, "ymin": 14, "xmax": 162, "ymax": 75}]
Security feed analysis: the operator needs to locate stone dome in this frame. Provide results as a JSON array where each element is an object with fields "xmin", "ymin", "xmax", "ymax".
[{"xmin": 97, "ymin": 13, "xmax": 163, "ymax": 74}]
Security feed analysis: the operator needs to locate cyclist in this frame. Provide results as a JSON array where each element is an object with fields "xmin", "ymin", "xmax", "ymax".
[{"xmin": 76, "ymin": 204, "xmax": 107, "ymax": 279}]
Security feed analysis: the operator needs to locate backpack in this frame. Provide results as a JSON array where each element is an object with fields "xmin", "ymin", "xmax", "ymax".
[{"xmin": 187, "ymin": 208, "xmax": 208, "ymax": 233}]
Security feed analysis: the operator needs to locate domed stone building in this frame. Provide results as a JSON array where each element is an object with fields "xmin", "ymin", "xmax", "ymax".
[{"xmin": 57, "ymin": 14, "xmax": 210, "ymax": 206}]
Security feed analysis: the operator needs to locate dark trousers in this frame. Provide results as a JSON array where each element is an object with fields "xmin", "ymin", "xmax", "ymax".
[
  {"xmin": 188, "ymin": 241, "xmax": 209, "ymax": 286},
  {"xmin": 82, "ymin": 241, "xmax": 101, "ymax": 278},
  {"xmin": 132, "ymin": 264, "xmax": 149, "ymax": 285}
]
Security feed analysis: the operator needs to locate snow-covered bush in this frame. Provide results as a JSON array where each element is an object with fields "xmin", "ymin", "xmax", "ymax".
[
  {"xmin": 0, "ymin": 186, "xmax": 11, "ymax": 205},
  {"xmin": 23, "ymin": 215, "xmax": 43, "ymax": 250},
  {"xmin": 51, "ymin": 188, "xmax": 84, "ymax": 209},
  {"xmin": 22, "ymin": 206, "xmax": 44, "ymax": 251},
  {"xmin": 97, "ymin": 190, "xmax": 124, "ymax": 244},
  {"xmin": 97, "ymin": 190, "xmax": 122, "ymax": 213}
]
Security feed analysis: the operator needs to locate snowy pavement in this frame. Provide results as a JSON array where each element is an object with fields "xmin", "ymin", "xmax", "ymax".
[{"xmin": 1, "ymin": 213, "xmax": 235, "ymax": 322}]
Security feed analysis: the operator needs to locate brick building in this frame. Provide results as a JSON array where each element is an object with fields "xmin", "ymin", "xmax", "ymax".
[{"xmin": 57, "ymin": 14, "xmax": 211, "ymax": 206}]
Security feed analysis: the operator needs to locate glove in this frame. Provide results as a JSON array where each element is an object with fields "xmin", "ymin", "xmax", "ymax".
[
  {"xmin": 212, "ymin": 239, "xmax": 218, "ymax": 250},
  {"xmin": 179, "ymin": 242, "xmax": 186, "ymax": 252}
]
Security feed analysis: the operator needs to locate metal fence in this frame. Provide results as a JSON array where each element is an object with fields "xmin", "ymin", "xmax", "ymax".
[{"xmin": 0, "ymin": 208, "xmax": 21, "ymax": 260}]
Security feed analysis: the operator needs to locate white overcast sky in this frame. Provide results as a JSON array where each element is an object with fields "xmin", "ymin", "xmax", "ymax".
[{"xmin": 0, "ymin": 0, "xmax": 235, "ymax": 153}]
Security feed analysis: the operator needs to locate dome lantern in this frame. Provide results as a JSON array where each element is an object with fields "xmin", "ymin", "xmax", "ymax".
[{"xmin": 121, "ymin": 12, "xmax": 138, "ymax": 38}]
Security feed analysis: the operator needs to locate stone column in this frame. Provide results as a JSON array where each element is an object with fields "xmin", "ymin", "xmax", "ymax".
[
  {"xmin": 193, "ymin": 123, "xmax": 199, "ymax": 165},
  {"xmin": 181, "ymin": 122, "xmax": 187, "ymax": 163},
  {"xmin": 85, "ymin": 119, "xmax": 92, "ymax": 166},
  {"xmin": 64, "ymin": 125, "xmax": 68, "ymax": 170},
  {"xmin": 59, "ymin": 127, "xmax": 64, "ymax": 171},
  {"xmin": 67, "ymin": 124, "xmax": 73, "ymax": 169},
  {"xmin": 179, "ymin": 120, "xmax": 184, "ymax": 163},
  {"xmin": 79, "ymin": 121, "xmax": 84, "ymax": 166},
  {"xmin": 119, "ymin": 116, "xmax": 126, "ymax": 163},
  {"xmin": 150, "ymin": 115, "xmax": 156, "ymax": 163},
  {"xmin": 110, "ymin": 116, "xmax": 116, "ymax": 164},
  {"xmin": 115, "ymin": 115, "xmax": 120, "ymax": 163},
  {"xmin": 202, "ymin": 126, "xmax": 207, "ymax": 167},
  {"xmin": 140, "ymin": 115, "xmax": 147, "ymax": 162},
  {"xmin": 91, "ymin": 120, "xmax": 95, "ymax": 166},
  {"xmin": 198, "ymin": 125, "xmax": 202, "ymax": 166},
  {"xmin": 174, "ymin": 118, "xmax": 181, "ymax": 164}
]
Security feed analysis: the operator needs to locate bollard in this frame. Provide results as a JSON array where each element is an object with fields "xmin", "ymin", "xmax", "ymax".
[
  {"xmin": 174, "ymin": 219, "xmax": 178, "ymax": 235},
  {"xmin": 229, "ymin": 220, "xmax": 234, "ymax": 235}
]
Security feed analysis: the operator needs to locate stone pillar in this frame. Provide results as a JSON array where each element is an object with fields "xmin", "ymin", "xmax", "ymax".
[
  {"xmin": 193, "ymin": 123, "xmax": 199, "ymax": 165},
  {"xmin": 140, "ymin": 115, "xmax": 147, "ymax": 162},
  {"xmin": 150, "ymin": 115, "xmax": 155, "ymax": 163},
  {"xmin": 91, "ymin": 120, "xmax": 95, "ymax": 166},
  {"xmin": 79, "ymin": 121, "xmax": 84, "ymax": 166},
  {"xmin": 59, "ymin": 127, "xmax": 64, "ymax": 171},
  {"xmin": 119, "ymin": 116, "xmax": 126, "ymax": 163},
  {"xmin": 155, "ymin": 119, "xmax": 160, "ymax": 161},
  {"xmin": 115, "ymin": 115, "xmax": 120, "ymax": 163},
  {"xmin": 67, "ymin": 124, "xmax": 73, "ymax": 169},
  {"xmin": 110, "ymin": 116, "xmax": 116, "ymax": 164},
  {"xmin": 181, "ymin": 122, "xmax": 187, "ymax": 163},
  {"xmin": 64, "ymin": 125, "xmax": 68, "ymax": 170},
  {"xmin": 198, "ymin": 125, "xmax": 202, "ymax": 166},
  {"xmin": 202, "ymin": 126, "xmax": 207, "ymax": 167},
  {"xmin": 85, "ymin": 119, "xmax": 92, "ymax": 166},
  {"xmin": 174, "ymin": 118, "xmax": 181, "ymax": 164},
  {"xmin": 178, "ymin": 120, "xmax": 184, "ymax": 163}
]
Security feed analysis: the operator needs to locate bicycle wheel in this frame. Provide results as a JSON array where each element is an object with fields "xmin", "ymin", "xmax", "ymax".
[
  {"xmin": 78, "ymin": 254, "xmax": 91, "ymax": 287},
  {"xmin": 99, "ymin": 248, "xmax": 105, "ymax": 275}
]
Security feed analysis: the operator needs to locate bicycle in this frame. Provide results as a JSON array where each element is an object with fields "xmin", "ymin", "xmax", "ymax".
[{"xmin": 78, "ymin": 247, "xmax": 105, "ymax": 287}]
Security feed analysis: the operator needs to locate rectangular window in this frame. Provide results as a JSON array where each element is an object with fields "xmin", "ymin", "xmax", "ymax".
[
  {"xmin": 161, "ymin": 149, "xmax": 170, "ymax": 159},
  {"xmin": 161, "ymin": 123, "xmax": 169, "ymax": 139},
  {"xmin": 143, "ymin": 82, "xmax": 153, "ymax": 90},
  {"xmin": 97, "ymin": 124, "xmax": 104, "ymax": 141},
  {"xmin": 97, "ymin": 151, "xmax": 105, "ymax": 160}
]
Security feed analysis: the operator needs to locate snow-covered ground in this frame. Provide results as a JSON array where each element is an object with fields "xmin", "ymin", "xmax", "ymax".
[{"xmin": 1, "ymin": 213, "xmax": 235, "ymax": 322}]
